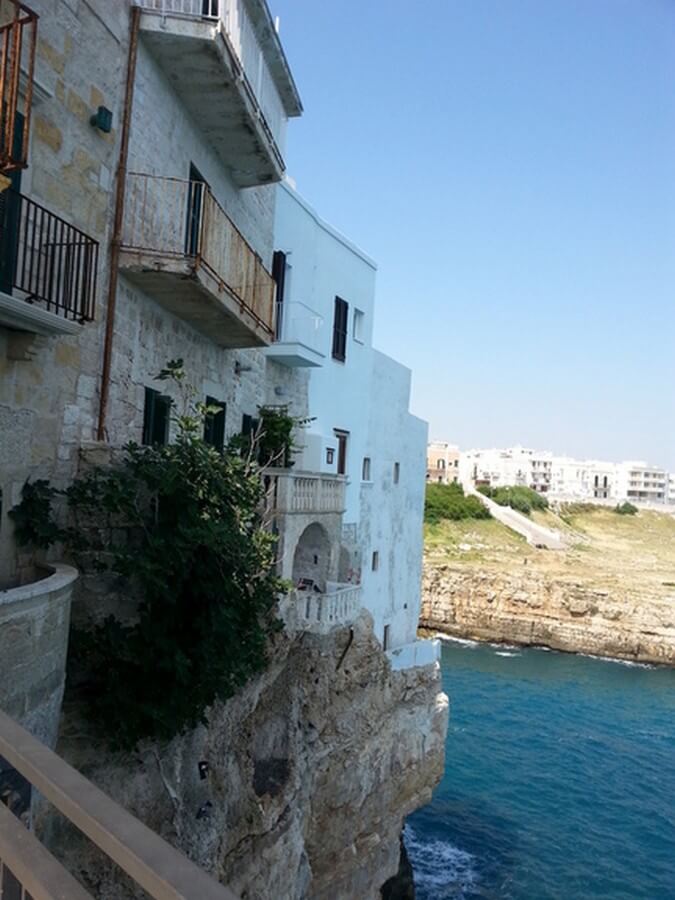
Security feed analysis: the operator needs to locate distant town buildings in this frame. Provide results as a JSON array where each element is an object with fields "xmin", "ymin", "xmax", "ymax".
[
  {"xmin": 426, "ymin": 441, "xmax": 460, "ymax": 484},
  {"xmin": 428, "ymin": 444, "xmax": 673, "ymax": 506}
]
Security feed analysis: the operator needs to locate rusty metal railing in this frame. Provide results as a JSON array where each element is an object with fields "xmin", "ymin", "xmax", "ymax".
[
  {"xmin": 122, "ymin": 172, "xmax": 275, "ymax": 337},
  {"xmin": 0, "ymin": 190, "xmax": 98, "ymax": 321},
  {"xmin": 0, "ymin": 709, "xmax": 239, "ymax": 899},
  {"xmin": 0, "ymin": 0, "xmax": 37, "ymax": 173}
]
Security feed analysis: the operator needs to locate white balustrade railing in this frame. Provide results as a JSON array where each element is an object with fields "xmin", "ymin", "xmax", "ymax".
[
  {"xmin": 280, "ymin": 584, "xmax": 361, "ymax": 635},
  {"xmin": 264, "ymin": 469, "xmax": 346, "ymax": 516},
  {"xmin": 135, "ymin": 0, "xmax": 286, "ymax": 152}
]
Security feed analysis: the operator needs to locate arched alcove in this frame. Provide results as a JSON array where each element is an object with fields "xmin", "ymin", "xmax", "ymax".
[{"xmin": 292, "ymin": 522, "xmax": 331, "ymax": 591}]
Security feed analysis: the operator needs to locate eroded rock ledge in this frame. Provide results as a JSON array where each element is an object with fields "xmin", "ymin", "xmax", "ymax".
[
  {"xmin": 47, "ymin": 613, "xmax": 448, "ymax": 899},
  {"xmin": 422, "ymin": 565, "xmax": 675, "ymax": 665}
]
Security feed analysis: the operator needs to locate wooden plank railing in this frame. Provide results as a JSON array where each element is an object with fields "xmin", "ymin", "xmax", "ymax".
[{"xmin": 0, "ymin": 709, "xmax": 239, "ymax": 900}]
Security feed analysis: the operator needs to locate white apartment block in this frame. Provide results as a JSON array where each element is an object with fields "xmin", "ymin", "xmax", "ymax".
[
  {"xmin": 453, "ymin": 445, "xmax": 672, "ymax": 506},
  {"xmin": 458, "ymin": 446, "xmax": 553, "ymax": 494}
]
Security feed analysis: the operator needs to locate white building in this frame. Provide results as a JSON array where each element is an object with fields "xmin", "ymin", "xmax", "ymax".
[
  {"xmin": 455, "ymin": 445, "xmax": 671, "ymax": 506},
  {"xmin": 272, "ymin": 183, "xmax": 429, "ymax": 654},
  {"xmin": 459, "ymin": 446, "xmax": 553, "ymax": 493}
]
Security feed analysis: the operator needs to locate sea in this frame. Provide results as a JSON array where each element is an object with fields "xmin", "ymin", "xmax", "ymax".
[{"xmin": 405, "ymin": 637, "xmax": 675, "ymax": 900}]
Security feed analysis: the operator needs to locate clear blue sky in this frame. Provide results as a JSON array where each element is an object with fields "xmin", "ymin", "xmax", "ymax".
[{"xmin": 271, "ymin": 0, "xmax": 675, "ymax": 469}]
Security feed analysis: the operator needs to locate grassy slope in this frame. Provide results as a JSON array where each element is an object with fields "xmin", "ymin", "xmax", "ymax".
[{"xmin": 425, "ymin": 507, "xmax": 675, "ymax": 602}]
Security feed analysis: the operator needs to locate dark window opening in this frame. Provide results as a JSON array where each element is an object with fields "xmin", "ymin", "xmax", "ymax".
[
  {"xmin": 372, "ymin": 550, "xmax": 379, "ymax": 571},
  {"xmin": 242, "ymin": 413, "xmax": 260, "ymax": 439},
  {"xmin": 383, "ymin": 624, "xmax": 391, "ymax": 650},
  {"xmin": 272, "ymin": 250, "xmax": 287, "ymax": 340},
  {"xmin": 332, "ymin": 296, "xmax": 348, "ymax": 362},
  {"xmin": 142, "ymin": 387, "xmax": 171, "ymax": 446},
  {"xmin": 334, "ymin": 429, "xmax": 349, "ymax": 475},
  {"xmin": 203, "ymin": 396, "xmax": 226, "ymax": 451},
  {"xmin": 185, "ymin": 163, "xmax": 206, "ymax": 257},
  {"xmin": 393, "ymin": 462, "xmax": 400, "ymax": 484}
]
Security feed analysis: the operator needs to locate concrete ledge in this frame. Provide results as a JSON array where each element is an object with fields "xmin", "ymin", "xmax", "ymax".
[
  {"xmin": 386, "ymin": 638, "xmax": 441, "ymax": 671},
  {"xmin": 0, "ymin": 292, "xmax": 82, "ymax": 336}
]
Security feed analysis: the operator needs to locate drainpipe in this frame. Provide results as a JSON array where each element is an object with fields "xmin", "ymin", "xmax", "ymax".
[{"xmin": 97, "ymin": 6, "xmax": 141, "ymax": 442}]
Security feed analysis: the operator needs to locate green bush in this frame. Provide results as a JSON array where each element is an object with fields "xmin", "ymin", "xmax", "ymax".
[
  {"xmin": 11, "ymin": 362, "xmax": 284, "ymax": 748},
  {"xmin": 615, "ymin": 501, "xmax": 638, "ymax": 516},
  {"xmin": 425, "ymin": 482, "xmax": 492, "ymax": 524},
  {"xmin": 478, "ymin": 484, "xmax": 549, "ymax": 516}
]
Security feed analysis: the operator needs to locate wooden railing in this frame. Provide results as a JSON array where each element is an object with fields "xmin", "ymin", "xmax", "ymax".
[
  {"xmin": 0, "ymin": 709, "xmax": 239, "ymax": 899},
  {"xmin": 0, "ymin": 1, "xmax": 37, "ymax": 173},
  {"xmin": 122, "ymin": 172, "xmax": 275, "ymax": 337},
  {"xmin": 0, "ymin": 190, "xmax": 98, "ymax": 321}
]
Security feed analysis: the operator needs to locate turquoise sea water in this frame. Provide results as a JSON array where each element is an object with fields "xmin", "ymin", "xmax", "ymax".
[{"xmin": 406, "ymin": 638, "xmax": 675, "ymax": 899}]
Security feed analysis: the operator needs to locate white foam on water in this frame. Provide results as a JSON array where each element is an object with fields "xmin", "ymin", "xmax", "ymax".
[
  {"xmin": 583, "ymin": 653, "xmax": 655, "ymax": 669},
  {"xmin": 488, "ymin": 641, "xmax": 521, "ymax": 650},
  {"xmin": 495, "ymin": 651, "xmax": 520, "ymax": 657},
  {"xmin": 405, "ymin": 825, "xmax": 479, "ymax": 898},
  {"xmin": 434, "ymin": 634, "xmax": 480, "ymax": 648}
]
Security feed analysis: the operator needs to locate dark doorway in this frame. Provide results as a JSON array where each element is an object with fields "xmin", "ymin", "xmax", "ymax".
[
  {"xmin": 334, "ymin": 429, "xmax": 349, "ymax": 476},
  {"xmin": 0, "ymin": 111, "xmax": 24, "ymax": 295},
  {"xmin": 185, "ymin": 163, "xmax": 206, "ymax": 257}
]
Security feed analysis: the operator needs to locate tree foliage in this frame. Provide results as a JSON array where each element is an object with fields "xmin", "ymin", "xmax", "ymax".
[
  {"xmin": 478, "ymin": 484, "xmax": 549, "ymax": 516},
  {"xmin": 11, "ymin": 362, "xmax": 286, "ymax": 748},
  {"xmin": 615, "ymin": 501, "xmax": 638, "ymax": 516},
  {"xmin": 425, "ymin": 482, "xmax": 492, "ymax": 524}
]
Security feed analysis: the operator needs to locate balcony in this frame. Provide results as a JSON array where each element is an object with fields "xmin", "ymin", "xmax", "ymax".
[
  {"xmin": 280, "ymin": 583, "xmax": 361, "ymax": 635},
  {"xmin": 263, "ymin": 468, "xmax": 346, "ymax": 516},
  {"xmin": 265, "ymin": 300, "xmax": 324, "ymax": 367},
  {"xmin": 0, "ymin": 709, "xmax": 239, "ymax": 899},
  {"xmin": 120, "ymin": 172, "xmax": 275, "ymax": 347},
  {"xmin": 0, "ymin": 191, "xmax": 98, "ymax": 334},
  {"xmin": 0, "ymin": 1, "xmax": 37, "ymax": 175},
  {"xmin": 134, "ymin": 0, "xmax": 302, "ymax": 187}
]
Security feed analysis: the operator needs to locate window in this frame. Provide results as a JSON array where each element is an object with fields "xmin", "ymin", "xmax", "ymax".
[
  {"xmin": 362, "ymin": 457, "xmax": 371, "ymax": 481},
  {"xmin": 142, "ymin": 387, "xmax": 171, "ymax": 446},
  {"xmin": 334, "ymin": 429, "xmax": 349, "ymax": 475},
  {"xmin": 393, "ymin": 462, "xmax": 400, "ymax": 484},
  {"xmin": 437, "ymin": 459, "xmax": 445, "ymax": 470},
  {"xmin": 203, "ymin": 396, "xmax": 226, "ymax": 451},
  {"xmin": 326, "ymin": 447, "xmax": 335, "ymax": 466},
  {"xmin": 383, "ymin": 624, "xmax": 391, "ymax": 651},
  {"xmin": 371, "ymin": 550, "xmax": 379, "ymax": 571},
  {"xmin": 353, "ymin": 308, "xmax": 365, "ymax": 343},
  {"xmin": 332, "ymin": 296, "xmax": 348, "ymax": 361},
  {"xmin": 242, "ymin": 413, "xmax": 260, "ymax": 439},
  {"xmin": 185, "ymin": 163, "xmax": 206, "ymax": 256}
]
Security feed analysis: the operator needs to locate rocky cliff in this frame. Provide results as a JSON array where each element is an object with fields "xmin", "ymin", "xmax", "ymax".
[
  {"xmin": 48, "ymin": 613, "xmax": 448, "ymax": 899},
  {"xmin": 422, "ymin": 564, "xmax": 675, "ymax": 665}
]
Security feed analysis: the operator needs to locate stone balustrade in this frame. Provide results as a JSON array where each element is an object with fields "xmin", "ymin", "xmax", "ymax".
[
  {"xmin": 264, "ymin": 469, "xmax": 346, "ymax": 516},
  {"xmin": 280, "ymin": 583, "xmax": 361, "ymax": 635}
]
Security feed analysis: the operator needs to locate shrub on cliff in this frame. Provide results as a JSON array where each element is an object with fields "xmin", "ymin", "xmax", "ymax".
[
  {"xmin": 478, "ymin": 484, "xmax": 549, "ymax": 516},
  {"xmin": 425, "ymin": 482, "xmax": 492, "ymax": 524},
  {"xmin": 615, "ymin": 501, "xmax": 638, "ymax": 516},
  {"xmin": 11, "ymin": 361, "xmax": 285, "ymax": 748}
]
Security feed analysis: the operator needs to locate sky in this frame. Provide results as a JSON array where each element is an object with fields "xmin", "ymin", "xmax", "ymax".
[{"xmin": 270, "ymin": 0, "xmax": 675, "ymax": 469}]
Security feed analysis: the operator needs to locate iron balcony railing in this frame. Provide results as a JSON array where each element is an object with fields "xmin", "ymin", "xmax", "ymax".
[
  {"xmin": 0, "ymin": 190, "xmax": 98, "ymax": 322},
  {"xmin": 0, "ymin": 0, "xmax": 37, "ymax": 173},
  {"xmin": 0, "ymin": 709, "xmax": 239, "ymax": 900},
  {"xmin": 122, "ymin": 172, "xmax": 275, "ymax": 337}
]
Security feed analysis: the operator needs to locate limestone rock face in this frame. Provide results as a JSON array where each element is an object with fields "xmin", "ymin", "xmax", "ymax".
[
  {"xmin": 421, "ymin": 564, "xmax": 675, "ymax": 665},
  {"xmin": 50, "ymin": 613, "xmax": 448, "ymax": 900}
]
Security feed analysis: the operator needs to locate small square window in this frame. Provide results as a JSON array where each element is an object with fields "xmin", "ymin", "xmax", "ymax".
[
  {"xmin": 353, "ymin": 308, "xmax": 365, "ymax": 343},
  {"xmin": 362, "ymin": 457, "xmax": 371, "ymax": 481},
  {"xmin": 393, "ymin": 462, "xmax": 400, "ymax": 484},
  {"xmin": 371, "ymin": 550, "xmax": 379, "ymax": 571}
]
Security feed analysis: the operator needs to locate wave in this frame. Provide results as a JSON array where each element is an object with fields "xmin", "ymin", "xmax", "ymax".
[
  {"xmin": 583, "ymin": 653, "xmax": 655, "ymax": 669},
  {"xmin": 434, "ymin": 634, "xmax": 480, "ymax": 648},
  {"xmin": 404, "ymin": 825, "xmax": 479, "ymax": 898},
  {"xmin": 495, "ymin": 650, "xmax": 520, "ymax": 657}
]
